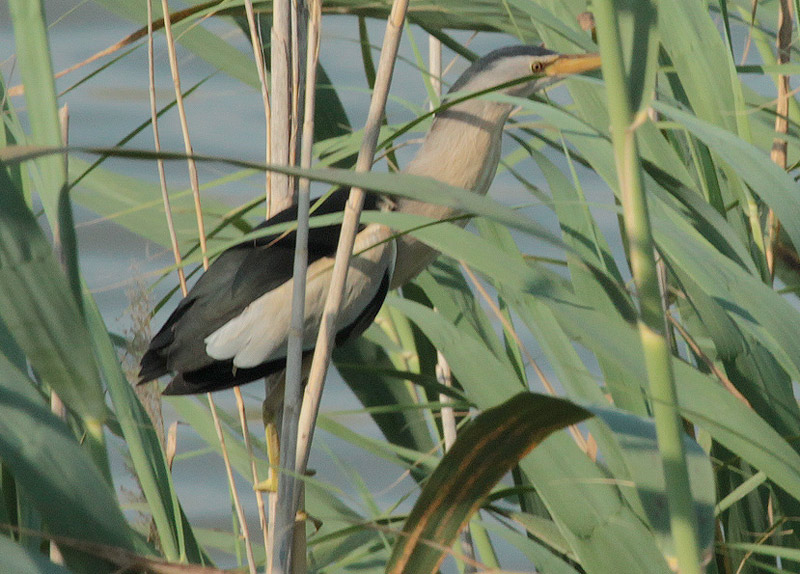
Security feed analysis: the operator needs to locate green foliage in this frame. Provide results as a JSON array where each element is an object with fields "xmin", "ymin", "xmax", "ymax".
[{"xmin": 2, "ymin": 0, "xmax": 800, "ymax": 573}]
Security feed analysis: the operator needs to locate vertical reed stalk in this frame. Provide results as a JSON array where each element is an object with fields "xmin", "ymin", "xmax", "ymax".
[
  {"xmin": 428, "ymin": 35, "xmax": 442, "ymax": 110},
  {"xmin": 436, "ymin": 343, "xmax": 476, "ymax": 572},
  {"xmin": 269, "ymin": 0, "xmax": 295, "ymax": 216},
  {"xmin": 294, "ymin": 0, "xmax": 409, "ymax": 492},
  {"xmin": 159, "ymin": 2, "xmax": 255, "ymax": 569},
  {"xmin": 159, "ymin": 0, "xmax": 208, "ymax": 270},
  {"xmin": 267, "ymin": 2, "xmax": 296, "ymax": 567},
  {"xmin": 238, "ymin": 4, "xmax": 273, "ymax": 558},
  {"xmin": 242, "ymin": 0, "xmax": 272, "ymax": 199},
  {"xmin": 428, "ymin": 35, "xmax": 476, "ymax": 570},
  {"xmin": 147, "ymin": 0, "xmax": 187, "ymax": 295},
  {"xmin": 208, "ymin": 398, "xmax": 257, "ymax": 574},
  {"xmin": 269, "ymin": 0, "xmax": 319, "ymax": 570},
  {"xmin": 593, "ymin": 3, "xmax": 702, "ymax": 573},
  {"xmin": 233, "ymin": 386, "xmax": 270, "ymax": 563}
]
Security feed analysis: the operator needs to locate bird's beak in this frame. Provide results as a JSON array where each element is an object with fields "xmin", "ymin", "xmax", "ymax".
[{"xmin": 544, "ymin": 53, "xmax": 602, "ymax": 76}]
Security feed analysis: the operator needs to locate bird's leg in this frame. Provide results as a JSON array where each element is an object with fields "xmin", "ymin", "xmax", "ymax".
[{"xmin": 254, "ymin": 379, "xmax": 285, "ymax": 492}]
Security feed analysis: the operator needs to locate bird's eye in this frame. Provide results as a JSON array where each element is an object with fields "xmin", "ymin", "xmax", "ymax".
[{"xmin": 531, "ymin": 61, "xmax": 544, "ymax": 74}]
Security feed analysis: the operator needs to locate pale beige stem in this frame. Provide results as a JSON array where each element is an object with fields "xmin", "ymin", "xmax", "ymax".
[
  {"xmin": 208, "ymin": 398, "xmax": 257, "ymax": 574},
  {"xmin": 269, "ymin": 0, "xmax": 295, "ymax": 217},
  {"xmin": 243, "ymin": 0, "xmax": 272, "ymax": 200},
  {"xmin": 160, "ymin": 0, "xmax": 208, "ymax": 270},
  {"xmin": 161, "ymin": 2, "xmax": 254, "ymax": 569},
  {"xmin": 428, "ymin": 34, "xmax": 441, "ymax": 111},
  {"xmin": 267, "ymin": 0, "xmax": 295, "ymax": 563},
  {"xmin": 294, "ymin": 0, "xmax": 410, "ymax": 491},
  {"xmin": 233, "ymin": 387, "xmax": 270, "ymax": 559},
  {"xmin": 269, "ymin": 0, "xmax": 320, "ymax": 570},
  {"xmin": 147, "ymin": 0, "xmax": 186, "ymax": 295},
  {"xmin": 240, "ymin": 2, "xmax": 273, "ymax": 561}
]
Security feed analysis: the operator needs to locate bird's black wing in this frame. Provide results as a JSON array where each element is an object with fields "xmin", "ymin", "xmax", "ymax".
[{"xmin": 139, "ymin": 187, "xmax": 378, "ymax": 385}]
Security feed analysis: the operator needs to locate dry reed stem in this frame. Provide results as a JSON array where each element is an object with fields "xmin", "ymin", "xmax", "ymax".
[
  {"xmin": 243, "ymin": 0, "xmax": 272, "ymax": 200},
  {"xmin": 766, "ymin": 0, "xmax": 793, "ymax": 278},
  {"xmin": 289, "ymin": 0, "xmax": 308, "ymax": 181},
  {"xmin": 207, "ymin": 397, "xmax": 257, "ymax": 574},
  {"xmin": 295, "ymin": 0, "xmax": 410, "ymax": 482},
  {"xmin": 267, "ymin": 0, "xmax": 296, "ymax": 564},
  {"xmin": 160, "ymin": 0, "xmax": 208, "ymax": 270},
  {"xmin": 424, "ymin": 50, "xmax": 476, "ymax": 567},
  {"xmin": 428, "ymin": 35, "xmax": 441, "ymax": 110},
  {"xmin": 733, "ymin": 518, "xmax": 787, "ymax": 574},
  {"xmin": 147, "ymin": 0, "xmax": 187, "ymax": 295},
  {"xmin": 233, "ymin": 386, "xmax": 270, "ymax": 560},
  {"xmin": 231, "ymin": 5, "xmax": 273, "ymax": 547},
  {"xmin": 428, "ymin": 37, "xmax": 452, "ymax": 450},
  {"xmin": 159, "ymin": 2, "xmax": 254, "ymax": 570},
  {"xmin": 6, "ymin": 1, "xmax": 221, "ymax": 98},
  {"xmin": 1, "ymin": 525, "xmax": 231, "ymax": 574},
  {"xmin": 269, "ymin": 0, "xmax": 319, "ymax": 569},
  {"xmin": 269, "ymin": 0, "xmax": 295, "ymax": 217},
  {"xmin": 667, "ymin": 315, "xmax": 751, "ymax": 408},
  {"xmin": 435, "ymin": 348, "xmax": 456, "ymax": 449}
]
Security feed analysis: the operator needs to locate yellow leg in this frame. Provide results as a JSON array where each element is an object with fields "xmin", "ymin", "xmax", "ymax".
[
  {"xmin": 254, "ymin": 419, "xmax": 280, "ymax": 492},
  {"xmin": 255, "ymin": 388, "xmax": 283, "ymax": 492}
]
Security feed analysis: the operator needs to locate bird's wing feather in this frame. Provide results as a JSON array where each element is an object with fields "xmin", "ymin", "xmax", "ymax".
[{"xmin": 139, "ymin": 187, "xmax": 379, "ymax": 382}]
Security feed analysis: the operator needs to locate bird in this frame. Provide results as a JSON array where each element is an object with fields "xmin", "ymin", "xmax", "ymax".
[{"xmin": 138, "ymin": 45, "xmax": 601, "ymax": 395}]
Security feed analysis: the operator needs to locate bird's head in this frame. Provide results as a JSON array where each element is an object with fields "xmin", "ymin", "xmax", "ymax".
[{"xmin": 447, "ymin": 45, "xmax": 601, "ymax": 100}]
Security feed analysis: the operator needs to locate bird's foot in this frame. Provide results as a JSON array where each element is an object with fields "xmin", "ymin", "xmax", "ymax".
[
  {"xmin": 254, "ymin": 475, "xmax": 278, "ymax": 492},
  {"xmin": 254, "ymin": 418, "xmax": 281, "ymax": 492},
  {"xmin": 296, "ymin": 510, "xmax": 323, "ymax": 532}
]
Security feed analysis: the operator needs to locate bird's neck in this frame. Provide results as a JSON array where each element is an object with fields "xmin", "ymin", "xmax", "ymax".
[
  {"xmin": 388, "ymin": 99, "xmax": 515, "ymax": 290},
  {"xmin": 404, "ymin": 99, "xmax": 514, "ymax": 194}
]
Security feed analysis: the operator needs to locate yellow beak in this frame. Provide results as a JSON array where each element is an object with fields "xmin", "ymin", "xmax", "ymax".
[{"xmin": 544, "ymin": 52, "xmax": 602, "ymax": 76}]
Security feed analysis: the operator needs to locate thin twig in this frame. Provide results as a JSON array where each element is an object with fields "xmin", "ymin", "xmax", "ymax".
[
  {"xmin": 160, "ymin": 0, "xmax": 208, "ymax": 270},
  {"xmin": 233, "ymin": 387, "xmax": 270, "ymax": 560},
  {"xmin": 207, "ymin": 398, "xmax": 257, "ymax": 574},
  {"xmin": 161, "ymin": 2, "xmax": 254, "ymax": 571},
  {"xmin": 6, "ymin": 1, "xmax": 222, "ymax": 98},
  {"xmin": 148, "ymin": 0, "xmax": 187, "ymax": 295},
  {"xmin": 0, "ymin": 525, "xmax": 230, "ymax": 574},
  {"xmin": 667, "ymin": 315, "xmax": 751, "ymax": 408}
]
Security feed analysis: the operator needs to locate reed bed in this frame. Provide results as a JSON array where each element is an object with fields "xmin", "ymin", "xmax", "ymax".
[{"xmin": 2, "ymin": 1, "xmax": 800, "ymax": 573}]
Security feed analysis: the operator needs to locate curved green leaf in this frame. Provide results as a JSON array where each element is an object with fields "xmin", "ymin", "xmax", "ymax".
[
  {"xmin": 0, "ymin": 165, "xmax": 105, "ymax": 426},
  {"xmin": 387, "ymin": 393, "xmax": 592, "ymax": 574},
  {"xmin": 0, "ymin": 354, "xmax": 141, "ymax": 573}
]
